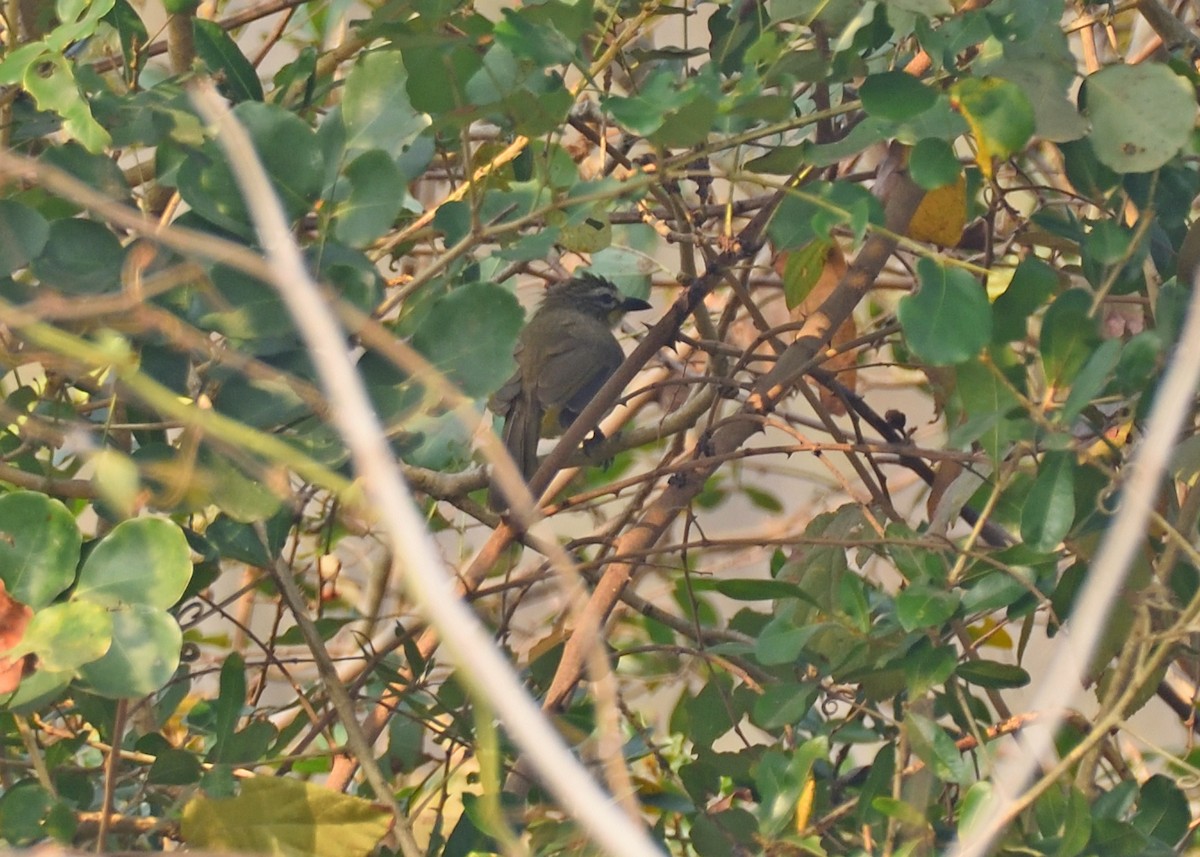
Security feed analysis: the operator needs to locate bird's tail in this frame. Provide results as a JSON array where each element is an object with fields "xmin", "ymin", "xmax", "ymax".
[{"xmin": 488, "ymin": 398, "xmax": 542, "ymax": 510}]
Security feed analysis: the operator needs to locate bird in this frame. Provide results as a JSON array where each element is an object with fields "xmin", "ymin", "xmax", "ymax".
[{"xmin": 488, "ymin": 273, "xmax": 651, "ymax": 509}]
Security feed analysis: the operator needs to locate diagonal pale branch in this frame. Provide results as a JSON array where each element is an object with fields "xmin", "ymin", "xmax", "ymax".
[
  {"xmin": 188, "ymin": 81, "xmax": 666, "ymax": 857},
  {"xmin": 945, "ymin": 235, "xmax": 1200, "ymax": 857}
]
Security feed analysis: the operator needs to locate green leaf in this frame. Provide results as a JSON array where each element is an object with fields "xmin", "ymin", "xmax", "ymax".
[
  {"xmin": 1083, "ymin": 63, "xmax": 1195, "ymax": 174},
  {"xmin": 1081, "ymin": 219, "xmax": 1145, "ymax": 294},
  {"xmin": 1133, "ymin": 775, "xmax": 1190, "ymax": 846},
  {"xmin": 906, "ymin": 711, "xmax": 970, "ymax": 783},
  {"xmin": 781, "ymin": 240, "xmax": 830, "ymax": 309},
  {"xmin": 494, "ymin": 7, "xmax": 576, "ymax": 66},
  {"xmin": 903, "ymin": 642, "xmax": 958, "ymax": 695},
  {"xmin": 896, "ymin": 583, "xmax": 960, "ymax": 631},
  {"xmin": 1020, "ymin": 451, "xmax": 1076, "ymax": 551},
  {"xmin": 769, "ymin": 192, "xmax": 818, "ymax": 250},
  {"xmin": 22, "ymin": 54, "xmax": 111, "ymax": 152},
  {"xmin": 387, "ymin": 718, "xmax": 425, "ymax": 773},
  {"xmin": 1090, "ymin": 819, "xmax": 1159, "ymax": 857},
  {"xmin": 214, "ymin": 652, "xmax": 247, "ymax": 746},
  {"xmin": 204, "ymin": 512, "xmax": 290, "ymax": 567},
  {"xmin": 466, "ymin": 43, "xmax": 526, "ymax": 107},
  {"xmin": 74, "ymin": 517, "xmax": 193, "ymax": 609},
  {"xmin": 755, "ymin": 614, "xmax": 821, "ymax": 665},
  {"xmin": 148, "ymin": 748, "xmax": 204, "ymax": 785},
  {"xmin": 856, "ymin": 745, "xmax": 896, "ymax": 826},
  {"xmin": 52, "ymin": 0, "xmax": 117, "ymax": 48},
  {"xmin": 315, "ymin": 243, "xmax": 383, "ymax": 313},
  {"xmin": 754, "ymin": 738, "xmax": 828, "ymax": 838},
  {"xmin": 886, "ymin": 0, "xmax": 952, "ymax": 13},
  {"xmin": 979, "ymin": 55, "xmax": 1088, "ymax": 143},
  {"xmin": 652, "ymin": 89, "xmax": 718, "ymax": 148},
  {"xmin": 860, "ymin": 71, "xmax": 937, "ymax": 121},
  {"xmin": 177, "ymin": 102, "xmax": 323, "ymax": 234},
  {"xmin": 909, "ymin": 137, "xmax": 961, "ymax": 190},
  {"xmin": 1058, "ymin": 138, "xmax": 1120, "ymax": 199},
  {"xmin": 0, "ymin": 491, "xmax": 82, "ymax": 609},
  {"xmin": 401, "ymin": 36, "xmax": 484, "ymax": 117},
  {"xmin": 951, "ymin": 359, "xmax": 1023, "ymax": 461},
  {"xmin": 198, "ymin": 265, "xmax": 293, "ymax": 343},
  {"xmin": 2, "ymin": 667, "xmax": 72, "ymax": 713},
  {"xmin": 872, "ymin": 796, "xmax": 927, "ymax": 827},
  {"xmin": 213, "ymin": 719, "xmax": 278, "ymax": 767},
  {"xmin": 333, "ymin": 149, "xmax": 406, "ymax": 247},
  {"xmin": 1114, "ymin": 331, "xmax": 1161, "ymax": 394},
  {"xmin": 1035, "ymin": 785, "xmax": 1091, "ymax": 857},
  {"xmin": 898, "ymin": 258, "xmax": 992, "ymax": 365},
  {"xmin": 12, "ymin": 601, "xmax": 112, "ymax": 671},
  {"xmin": 76, "ymin": 604, "xmax": 182, "ymax": 698},
  {"xmin": 809, "ymin": 182, "xmax": 882, "ymax": 241},
  {"xmin": 1040, "ymin": 288, "xmax": 1100, "ymax": 390},
  {"xmin": 342, "ymin": 49, "xmax": 431, "ymax": 159},
  {"xmin": 955, "ymin": 659, "xmax": 1030, "ymax": 688},
  {"xmin": 1060, "ymin": 338, "xmax": 1120, "ymax": 424},
  {"xmin": 958, "ymin": 782, "xmax": 997, "ymax": 841},
  {"xmin": 745, "ymin": 144, "xmax": 806, "ymax": 175},
  {"xmin": 886, "ymin": 522, "xmax": 951, "ymax": 584},
  {"xmin": 702, "ymin": 578, "xmax": 808, "ymax": 601},
  {"xmin": 509, "ymin": 77, "xmax": 574, "ymax": 138},
  {"xmin": 102, "ymin": 0, "xmax": 149, "ymax": 75},
  {"xmin": 979, "ymin": 14, "xmax": 1094, "ymax": 143},
  {"xmin": 89, "ymin": 448, "xmax": 141, "ymax": 519},
  {"xmin": 0, "ymin": 199, "xmax": 48, "ymax": 275},
  {"xmin": 743, "ymin": 485, "xmax": 784, "ymax": 513},
  {"xmin": 193, "ymin": 19, "xmax": 264, "ymax": 103},
  {"xmin": 993, "ymin": 256, "xmax": 1058, "ymax": 342},
  {"xmin": 31, "ymin": 218, "xmax": 125, "ymax": 294},
  {"xmin": 411, "ymin": 282, "xmax": 524, "ymax": 398},
  {"xmin": 0, "ymin": 43, "xmax": 48, "ymax": 87},
  {"xmin": 751, "ymin": 682, "xmax": 818, "ymax": 729},
  {"xmin": 1094, "ymin": 780, "xmax": 1139, "ymax": 820},
  {"xmin": 603, "ymin": 66, "xmax": 720, "ymax": 148},
  {"xmin": 199, "ymin": 451, "xmax": 283, "ymax": 523},
  {"xmin": 950, "ymin": 76, "xmax": 1034, "ymax": 171},
  {"xmin": 277, "ymin": 617, "xmax": 351, "ymax": 646},
  {"xmin": 0, "ymin": 781, "xmax": 55, "ymax": 844}
]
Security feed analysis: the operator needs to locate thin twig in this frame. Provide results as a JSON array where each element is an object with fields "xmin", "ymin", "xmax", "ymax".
[{"xmin": 95, "ymin": 699, "xmax": 127, "ymax": 852}]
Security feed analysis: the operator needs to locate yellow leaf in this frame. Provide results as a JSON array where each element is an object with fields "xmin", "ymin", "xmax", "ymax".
[
  {"xmin": 181, "ymin": 778, "xmax": 392, "ymax": 857},
  {"xmin": 907, "ymin": 171, "xmax": 966, "ymax": 247},
  {"xmin": 795, "ymin": 773, "xmax": 816, "ymax": 833},
  {"xmin": 966, "ymin": 616, "xmax": 1013, "ymax": 650}
]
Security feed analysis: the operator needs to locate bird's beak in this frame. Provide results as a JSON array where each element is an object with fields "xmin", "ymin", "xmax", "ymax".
[{"xmin": 620, "ymin": 296, "xmax": 652, "ymax": 312}]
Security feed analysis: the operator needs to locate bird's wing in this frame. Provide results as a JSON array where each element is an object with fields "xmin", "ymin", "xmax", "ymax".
[
  {"xmin": 488, "ymin": 370, "xmax": 523, "ymax": 416},
  {"xmin": 535, "ymin": 317, "xmax": 624, "ymax": 421},
  {"xmin": 487, "ymin": 337, "xmax": 527, "ymax": 416}
]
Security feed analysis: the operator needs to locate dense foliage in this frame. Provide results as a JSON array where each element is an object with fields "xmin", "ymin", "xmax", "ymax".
[{"xmin": 1, "ymin": 0, "xmax": 1200, "ymax": 855}]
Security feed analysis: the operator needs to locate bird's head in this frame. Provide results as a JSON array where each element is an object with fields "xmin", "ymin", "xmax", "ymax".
[{"xmin": 543, "ymin": 273, "xmax": 652, "ymax": 322}]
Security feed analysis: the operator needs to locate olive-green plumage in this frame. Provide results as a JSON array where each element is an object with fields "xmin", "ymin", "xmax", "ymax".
[{"xmin": 488, "ymin": 274, "xmax": 650, "ymax": 507}]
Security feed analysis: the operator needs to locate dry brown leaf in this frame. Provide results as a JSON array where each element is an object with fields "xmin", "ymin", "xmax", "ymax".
[{"xmin": 926, "ymin": 459, "xmax": 964, "ymax": 522}]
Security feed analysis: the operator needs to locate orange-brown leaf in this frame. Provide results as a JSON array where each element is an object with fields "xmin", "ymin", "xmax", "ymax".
[{"xmin": 0, "ymin": 579, "xmax": 34, "ymax": 694}]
